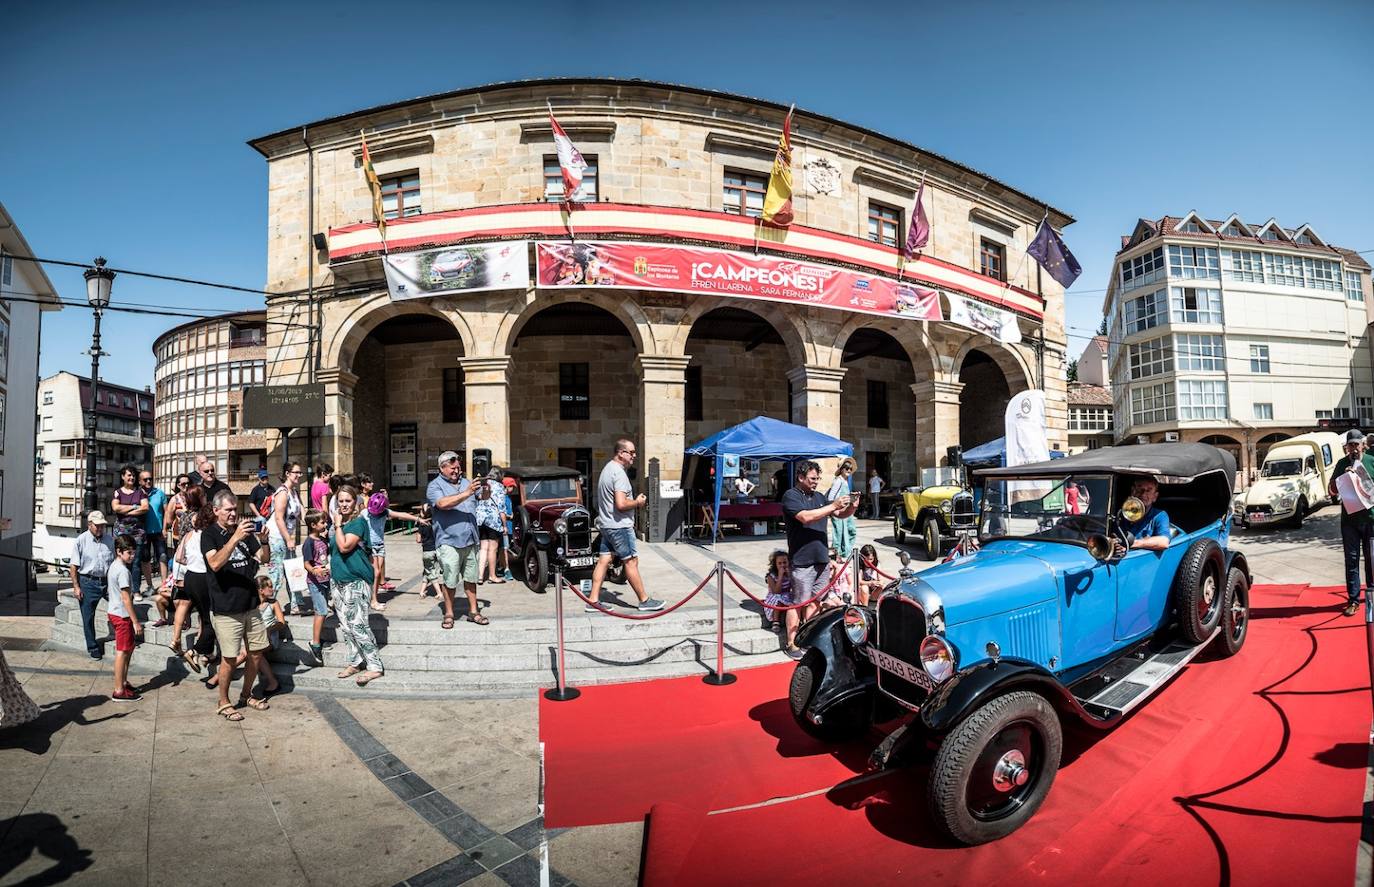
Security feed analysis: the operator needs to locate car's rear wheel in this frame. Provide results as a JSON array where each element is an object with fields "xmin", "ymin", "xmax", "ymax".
[
  {"xmin": 928, "ymin": 690, "xmax": 1062, "ymax": 845},
  {"xmin": 1217, "ymin": 566, "xmax": 1249, "ymax": 656},
  {"xmin": 1173, "ymin": 538, "xmax": 1224, "ymax": 644},
  {"xmin": 922, "ymin": 515, "xmax": 942, "ymax": 561},
  {"xmin": 789, "ymin": 650, "xmax": 869, "ymax": 741},
  {"xmin": 522, "ymin": 545, "xmax": 549, "ymax": 593},
  {"xmin": 893, "ymin": 512, "xmax": 907, "ymax": 543}
]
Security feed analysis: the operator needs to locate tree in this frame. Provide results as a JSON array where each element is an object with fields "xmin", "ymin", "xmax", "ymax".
[
  {"xmin": 1097, "ymin": 317, "xmax": 1108, "ymax": 336},
  {"xmin": 1067, "ymin": 359, "xmax": 1079, "ymax": 383}
]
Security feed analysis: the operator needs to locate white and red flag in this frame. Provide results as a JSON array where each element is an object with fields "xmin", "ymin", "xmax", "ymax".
[{"xmin": 549, "ymin": 105, "xmax": 589, "ymax": 203}]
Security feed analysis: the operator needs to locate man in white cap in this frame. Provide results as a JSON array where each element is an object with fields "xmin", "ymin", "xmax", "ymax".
[
  {"xmin": 426, "ymin": 451, "xmax": 487, "ymax": 627},
  {"xmin": 69, "ymin": 510, "xmax": 116, "ymax": 660},
  {"xmin": 1330, "ymin": 429, "xmax": 1374, "ymax": 617}
]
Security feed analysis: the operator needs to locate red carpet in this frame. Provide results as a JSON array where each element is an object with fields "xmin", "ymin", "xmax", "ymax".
[{"xmin": 540, "ymin": 584, "xmax": 1371, "ymax": 885}]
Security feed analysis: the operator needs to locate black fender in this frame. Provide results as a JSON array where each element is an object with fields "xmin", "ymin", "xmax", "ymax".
[
  {"xmin": 530, "ymin": 530, "xmax": 554, "ymax": 550},
  {"xmin": 1223, "ymin": 549, "xmax": 1251, "ymax": 587},
  {"xmin": 919, "ymin": 657, "xmax": 1109, "ymax": 734},
  {"xmin": 795, "ymin": 608, "xmax": 877, "ymax": 717}
]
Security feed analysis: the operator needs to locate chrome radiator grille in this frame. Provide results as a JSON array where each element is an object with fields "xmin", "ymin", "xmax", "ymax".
[{"xmin": 875, "ymin": 593, "xmax": 930, "ymax": 707}]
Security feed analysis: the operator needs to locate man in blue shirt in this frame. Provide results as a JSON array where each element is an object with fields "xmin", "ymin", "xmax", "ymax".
[
  {"xmin": 1118, "ymin": 476, "xmax": 1171, "ymax": 553},
  {"xmin": 426, "ymin": 450, "xmax": 485, "ymax": 627},
  {"xmin": 139, "ymin": 470, "xmax": 169, "ymax": 600}
]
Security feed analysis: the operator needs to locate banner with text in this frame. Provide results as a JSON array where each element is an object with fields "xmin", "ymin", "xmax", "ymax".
[
  {"xmin": 535, "ymin": 241, "xmax": 943, "ymax": 322},
  {"xmin": 946, "ymin": 292, "xmax": 1022, "ymax": 344},
  {"xmin": 384, "ymin": 242, "xmax": 530, "ymax": 300}
]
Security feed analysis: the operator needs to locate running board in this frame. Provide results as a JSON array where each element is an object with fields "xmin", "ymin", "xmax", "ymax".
[{"xmin": 1072, "ymin": 630, "xmax": 1219, "ymax": 721}]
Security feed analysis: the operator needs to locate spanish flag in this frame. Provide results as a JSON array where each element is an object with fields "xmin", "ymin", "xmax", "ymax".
[
  {"xmin": 761, "ymin": 105, "xmax": 795, "ymax": 227},
  {"xmin": 360, "ymin": 130, "xmax": 386, "ymax": 243}
]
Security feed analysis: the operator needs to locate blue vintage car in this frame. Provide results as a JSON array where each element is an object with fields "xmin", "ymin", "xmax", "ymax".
[{"xmin": 789, "ymin": 443, "xmax": 1250, "ymax": 844}]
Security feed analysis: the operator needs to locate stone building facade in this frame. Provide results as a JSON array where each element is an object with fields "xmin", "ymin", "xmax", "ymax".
[{"xmin": 248, "ymin": 79, "xmax": 1072, "ymax": 499}]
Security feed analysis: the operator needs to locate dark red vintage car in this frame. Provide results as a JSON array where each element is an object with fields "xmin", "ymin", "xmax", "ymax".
[{"xmin": 503, "ymin": 466, "xmax": 622, "ymax": 591}]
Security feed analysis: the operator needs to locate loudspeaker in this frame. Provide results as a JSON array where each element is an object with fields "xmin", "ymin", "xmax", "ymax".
[
  {"xmin": 471, "ymin": 448, "xmax": 492, "ymax": 479},
  {"xmin": 946, "ymin": 445, "xmax": 963, "ymax": 468},
  {"xmin": 312, "ymin": 232, "xmax": 328, "ymax": 251}
]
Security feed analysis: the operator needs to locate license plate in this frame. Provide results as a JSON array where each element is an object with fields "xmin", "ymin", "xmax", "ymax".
[
  {"xmin": 1249, "ymin": 513, "xmax": 1268, "ymax": 523},
  {"xmin": 861, "ymin": 646, "xmax": 936, "ymax": 691},
  {"xmin": 565, "ymin": 556, "xmax": 595, "ymax": 568}
]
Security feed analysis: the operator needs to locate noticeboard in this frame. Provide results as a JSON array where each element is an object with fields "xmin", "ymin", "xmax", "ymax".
[
  {"xmin": 389, "ymin": 423, "xmax": 419, "ymax": 489},
  {"xmin": 242, "ymin": 384, "xmax": 326, "ymax": 430}
]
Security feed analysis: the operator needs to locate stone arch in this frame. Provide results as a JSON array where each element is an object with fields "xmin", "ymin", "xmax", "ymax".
[
  {"xmin": 833, "ymin": 322, "xmax": 931, "ymax": 488},
  {"xmin": 1255, "ymin": 432, "xmax": 1291, "ymax": 464},
  {"xmin": 825, "ymin": 313, "xmax": 939, "ymax": 380},
  {"xmin": 497, "ymin": 288, "xmax": 653, "ymax": 357},
  {"xmin": 950, "ymin": 337, "xmax": 1034, "ymax": 393},
  {"xmin": 1199, "ymin": 434, "xmax": 1243, "ymax": 474},
  {"xmin": 668, "ymin": 296, "xmax": 809, "ymax": 367},
  {"xmin": 325, "ymin": 294, "xmax": 476, "ymax": 374}
]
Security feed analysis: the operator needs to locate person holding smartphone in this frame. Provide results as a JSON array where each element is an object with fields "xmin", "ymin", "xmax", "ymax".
[
  {"xmin": 201, "ymin": 489, "xmax": 273, "ymax": 721},
  {"xmin": 826, "ymin": 458, "xmax": 860, "ymax": 560}
]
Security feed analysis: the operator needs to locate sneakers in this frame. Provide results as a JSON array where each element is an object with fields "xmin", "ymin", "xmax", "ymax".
[
  {"xmin": 637, "ymin": 598, "xmax": 666, "ymax": 612},
  {"xmin": 134, "ymin": 593, "xmax": 145, "ymax": 604},
  {"xmin": 1344, "ymin": 600, "xmax": 1360, "ymax": 617},
  {"xmin": 111, "ymin": 688, "xmax": 141, "ymax": 703},
  {"xmin": 584, "ymin": 599, "xmax": 610, "ymax": 612},
  {"xmin": 785, "ymin": 645, "xmax": 805, "ymax": 661},
  {"xmin": 502, "ymin": 569, "xmax": 514, "ymax": 581},
  {"xmin": 309, "ymin": 644, "xmax": 324, "ymax": 666}
]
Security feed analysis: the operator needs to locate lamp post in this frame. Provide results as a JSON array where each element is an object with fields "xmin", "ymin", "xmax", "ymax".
[{"xmin": 82, "ymin": 258, "xmax": 114, "ymax": 516}]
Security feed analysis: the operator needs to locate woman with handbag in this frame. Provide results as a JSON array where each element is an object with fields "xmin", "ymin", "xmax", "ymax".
[
  {"xmin": 170, "ymin": 486, "xmax": 217, "ymax": 675},
  {"xmin": 267, "ymin": 462, "xmax": 305, "ymax": 615}
]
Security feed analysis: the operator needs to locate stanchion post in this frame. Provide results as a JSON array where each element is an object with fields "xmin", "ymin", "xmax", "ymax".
[
  {"xmin": 1366, "ymin": 595, "xmax": 1374, "ymax": 735},
  {"xmin": 544, "ymin": 565, "xmax": 581, "ymax": 702},
  {"xmin": 703, "ymin": 562, "xmax": 736, "ymax": 686},
  {"xmin": 850, "ymin": 549, "xmax": 859, "ymax": 605}
]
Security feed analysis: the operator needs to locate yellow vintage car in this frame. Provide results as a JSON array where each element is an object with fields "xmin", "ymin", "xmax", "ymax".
[{"xmin": 892, "ymin": 467, "xmax": 978, "ymax": 560}]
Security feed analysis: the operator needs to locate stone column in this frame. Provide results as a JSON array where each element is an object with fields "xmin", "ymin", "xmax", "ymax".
[
  {"xmin": 638, "ymin": 354, "xmax": 692, "ymax": 482},
  {"xmin": 912, "ymin": 379, "xmax": 964, "ymax": 469},
  {"xmin": 459, "ymin": 356, "xmax": 512, "ymax": 466},
  {"xmin": 787, "ymin": 365, "xmax": 847, "ymax": 473},
  {"xmin": 318, "ymin": 368, "xmax": 359, "ymax": 473}
]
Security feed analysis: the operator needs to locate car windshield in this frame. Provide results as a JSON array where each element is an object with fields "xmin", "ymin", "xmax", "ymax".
[
  {"xmin": 1260, "ymin": 458, "xmax": 1301, "ymax": 478},
  {"xmin": 525, "ymin": 477, "xmax": 578, "ymax": 500},
  {"xmin": 980, "ymin": 474, "xmax": 1112, "ymax": 545},
  {"xmin": 921, "ymin": 467, "xmax": 962, "ymax": 487}
]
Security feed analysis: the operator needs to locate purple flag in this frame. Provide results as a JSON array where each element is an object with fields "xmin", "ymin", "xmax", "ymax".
[
  {"xmin": 903, "ymin": 180, "xmax": 929, "ymax": 257},
  {"xmin": 1027, "ymin": 216, "xmax": 1082, "ymax": 288}
]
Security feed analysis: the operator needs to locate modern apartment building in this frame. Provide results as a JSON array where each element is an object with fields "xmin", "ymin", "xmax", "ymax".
[
  {"xmin": 34, "ymin": 372, "xmax": 154, "ymax": 560},
  {"xmin": 1105, "ymin": 212, "xmax": 1371, "ymax": 479},
  {"xmin": 151, "ymin": 311, "xmax": 267, "ymax": 497}
]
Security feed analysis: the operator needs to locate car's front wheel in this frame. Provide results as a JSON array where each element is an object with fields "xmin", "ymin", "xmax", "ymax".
[
  {"xmin": 922, "ymin": 515, "xmax": 942, "ymax": 561},
  {"xmin": 522, "ymin": 546, "xmax": 549, "ymax": 593},
  {"xmin": 1290, "ymin": 498, "xmax": 1306, "ymax": 529},
  {"xmin": 1217, "ymin": 566, "xmax": 1249, "ymax": 656},
  {"xmin": 789, "ymin": 650, "xmax": 869, "ymax": 741},
  {"xmin": 928, "ymin": 690, "xmax": 1062, "ymax": 845}
]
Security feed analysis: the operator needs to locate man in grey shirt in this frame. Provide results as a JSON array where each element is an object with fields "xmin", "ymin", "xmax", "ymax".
[
  {"xmin": 585, "ymin": 437, "xmax": 663, "ymax": 612},
  {"xmin": 69, "ymin": 510, "xmax": 116, "ymax": 659}
]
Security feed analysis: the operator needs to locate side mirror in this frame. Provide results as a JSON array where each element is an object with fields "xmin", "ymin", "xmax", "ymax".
[{"xmin": 1120, "ymin": 496, "xmax": 1146, "ymax": 523}]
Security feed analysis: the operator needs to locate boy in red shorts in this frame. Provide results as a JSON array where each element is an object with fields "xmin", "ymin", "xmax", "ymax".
[{"xmin": 107, "ymin": 534, "xmax": 143, "ymax": 701}]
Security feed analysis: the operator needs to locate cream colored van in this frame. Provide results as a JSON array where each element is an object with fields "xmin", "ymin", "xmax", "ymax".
[{"xmin": 1233, "ymin": 431, "xmax": 1342, "ymax": 528}]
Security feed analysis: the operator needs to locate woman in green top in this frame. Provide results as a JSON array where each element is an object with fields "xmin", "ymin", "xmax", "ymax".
[{"xmin": 331, "ymin": 485, "xmax": 383, "ymax": 686}]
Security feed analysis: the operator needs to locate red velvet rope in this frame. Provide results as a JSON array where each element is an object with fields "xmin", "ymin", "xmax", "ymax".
[
  {"xmin": 561, "ymin": 567, "xmax": 716, "ymax": 621},
  {"xmin": 859, "ymin": 556, "xmax": 897, "ymax": 581},
  {"xmin": 723, "ymin": 559, "xmax": 850, "ymax": 612}
]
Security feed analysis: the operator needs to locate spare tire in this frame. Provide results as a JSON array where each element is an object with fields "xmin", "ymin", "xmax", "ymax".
[{"xmin": 1173, "ymin": 538, "xmax": 1224, "ymax": 644}]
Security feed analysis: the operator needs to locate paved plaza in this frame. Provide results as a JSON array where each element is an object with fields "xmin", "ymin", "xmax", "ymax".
[{"xmin": 0, "ymin": 506, "xmax": 1363, "ymax": 886}]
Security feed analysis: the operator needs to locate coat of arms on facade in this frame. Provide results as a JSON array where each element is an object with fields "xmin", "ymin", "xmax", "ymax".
[{"xmin": 804, "ymin": 157, "xmax": 841, "ymax": 195}]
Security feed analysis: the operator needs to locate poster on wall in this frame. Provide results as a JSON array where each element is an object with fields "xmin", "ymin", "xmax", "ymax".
[
  {"xmin": 946, "ymin": 293, "xmax": 1022, "ymax": 344},
  {"xmin": 535, "ymin": 241, "xmax": 944, "ymax": 323},
  {"xmin": 383, "ymin": 243, "xmax": 530, "ymax": 301},
  {"xmin": 389, "ymin": 422, "xmax": 418, "ymax": 489}
]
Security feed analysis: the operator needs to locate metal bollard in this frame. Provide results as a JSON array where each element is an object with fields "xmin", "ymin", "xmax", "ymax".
[
  {"xmin": 544, "ymin": 566, "xmax": 581, "ymax": 702},
  {"xmin": 703, "ymin": 562, "xmax": 736, "ymax": 686},
  {"xmin": 850, "ymin": 550, "xmax": 859, "ymax": 605}
]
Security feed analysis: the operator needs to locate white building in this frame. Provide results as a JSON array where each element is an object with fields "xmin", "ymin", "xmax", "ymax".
[
  {"xmin": 0, "ymin": 203, "xmax": 64, "ymax": 586},
  {"xmin": 35, "ymin": 372, "xmax": 155, "ymax": 561},
  {"xmin": 1105, "ymin": 212, "xmax": 1371, "ymax": 480}
]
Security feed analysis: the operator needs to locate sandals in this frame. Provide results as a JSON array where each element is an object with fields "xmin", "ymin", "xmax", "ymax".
[
  {"xmin": 355, "ymin": 670, "xmax": 384, "ymax": 687},
  {"xmin": 239, "ymin": 695, "xmax": 269, "ymax": 711},
  {"xmin": 181, "ymin": 648, "xmax": 203, "ymax": 673},
  {"xmin": 441, "ymin": 615, "xmax": 455, "ymax": 630},
  {"xmin": 216, "ymin": 704, "xmax": 244, "ymax": 722},
  {"xmin": 465, "ymin": 612, "xmax": 490, "ymax": 626},
  {"xmin": 336, "ymin": 665, "xmax": 362, "ymax": 679},
  {"xmin": 372, "ymin": 601, "xmax": 387, "ymax": 612}
]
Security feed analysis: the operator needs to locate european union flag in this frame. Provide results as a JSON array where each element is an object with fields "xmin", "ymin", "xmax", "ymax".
[{"xmin": 1027, "ymin": 216, "xmax": 1082, "ymax": 288}]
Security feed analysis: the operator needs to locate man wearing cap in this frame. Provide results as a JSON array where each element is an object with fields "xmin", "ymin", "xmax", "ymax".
[
  {"xmin": 1330, "ymin": 429, "xmax": 1374, "ymax": 617},
  {"xmin": 69, "ymin": 511, "xmax": 116, "ymax": 659},
  {"xmin": 426, "ymin": 451, "xmax": 488, "ymax": 627},
  {"xmin": 249, "ymin": 468, "xmax": 273, "ymax": 517}
]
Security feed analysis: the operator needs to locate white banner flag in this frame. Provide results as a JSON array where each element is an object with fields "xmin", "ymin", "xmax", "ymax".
[
  {"xmin": 947, "ymin": 293, "xmax": 1022, "ymax": 344},
  {"xmin": 382, "ymin": 242, "xmax": 530, "ymax": 300},
  {"xmin": 1004, "ymin": 390, "xmax": 1050, "ymax": 468}
]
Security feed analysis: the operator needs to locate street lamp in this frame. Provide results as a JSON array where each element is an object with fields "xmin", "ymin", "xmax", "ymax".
[{"xmin": 82, "ymin": 257, "xmax": 114, "ymax": 516}]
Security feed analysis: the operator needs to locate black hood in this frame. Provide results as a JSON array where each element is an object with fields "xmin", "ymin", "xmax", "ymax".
[{"xmin": 975, "ymin": 443, "xmax": 1235, "ymax": 488}]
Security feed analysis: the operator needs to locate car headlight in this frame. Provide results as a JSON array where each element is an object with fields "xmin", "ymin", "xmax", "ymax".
[
  {"xmin": 553, "ymin": 518, "xmax": 568, "ymax": 535},
  {"xmin": 920, "ymin": 635, "xmax": 957, "ymax": 682},
  {"xmin": 1277, "ymin": 495, "xmax": 1296, "ymax": 511},
  {"xmin": 940, "ymin": 499, "xmax": 952, "ymax": 513},
  {"xmin": 843, "ymin": 607, "xmax": 871, "ymax": 645},
  {"xmin": 555, "ymin": 546, "xmax": 564, "ymax": 556}
]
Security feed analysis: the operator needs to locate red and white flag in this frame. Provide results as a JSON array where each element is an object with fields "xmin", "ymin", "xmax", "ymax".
[{"xmin": 549, "ymin": 106, "xmax": 588, "ymax": 202}]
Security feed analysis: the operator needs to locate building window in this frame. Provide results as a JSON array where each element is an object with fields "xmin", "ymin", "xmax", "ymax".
[
  {"xmin": 229, "ymin": 322, "xmax": 266, "ymax": 347},
  {"xmin": 559, "ymin": 362, "xmax": 590, "ymax": 421},
  {"xmin": 1176, "ymin": 379, "xmax": 1228, "ymax": 420},
  {"xmin": 1169, "ymin": 286, "xmax": 1223, "ymax": 324},
  {"xmin": 1128, "ymin": 338, "xmax": 1172, "ymax": 380},
  {"xmin": 1167, "ymin": 245, "xmax": 1219, "ymax": 280},
  {"xmin": 1130, "ymin": 381, "xmax": 1175, "ymax": 425},
  {"xmin": 723, "ymin": 170, "xmax": 767, "ymax": 217},
  {"xmin": 1253, "ymin": 402, "xmax": 1273, "ymax": 420},
  {"xmin": 60, "ymin": 442, "xmax": 78, "ymax": 458},
  {"xmin": 123, "ymin": 395, "xmax": 132, "ymax": 409},
  {"xmin": 979, "ymin": 239, "xmax": 1005, "ymax": 281},
  {"xmin": 1260, "ymin": 227, "xmax": 1282, "ymax": 242},
  {"xmin": 1315, "ymin": 409, "xmax": 1333, "ymax": 421},
  {"xmin": 380, "ymin": 173, "xmax": 421, "ymax": 219},
  {"xmin": 684, "ymin": 365, "xmax": 703, "ymax": 422},
  {"xmin": 0, "ymin": 255, "xmax": 11, "ymax": 285},
  {"xmin": 107, "ymin": 392, "xmax": 117, "ymax": 405},
  {"xmin": 43, "ymin": 391, "xmax": 53, "ymax": 405},
  {"xmin": 1358, "ymin": 397, "xmax": 1374, "ymax": 423},
  {"xmin": 441, "ymin": 367, "xmax": 465, "ymax": 423},
  {"xmin": 867, "ymin": 202, "xmax": 901, "ymax": 247},
  {"xmin": 59, "ymin": 499, "xmax": 76, "ymax": 518},
  {"xmin": 1303, "ymin": 257, "xmax": 1342, "ymax": 291},
  {"xmin": 1348, "ymin": 271, "xmax": 1366, "ymax": 302},
  {"xmin": 41, "ymin": 417, "xmax": 52, "ymax": 432},
  {"xmin": 1120, "ymin": 247, "xmax": 1165, "ymax": 292},
  {"xmin": 1087, "ymin": 439, "xmax": 1103, "ymax": 450},
  {"xmin": 1175, "ymin": 334, "xmax": 1225, "ymax": 371},
  {"xmin": 1249, "ymin": 344, "xmax": 1270, "ymax": 374},
  {"xmin": 1178, "ymin": 220, "xmax": 1202, "ymax": 233},
  {"xmin": 1069, "ymin": 406, "xmax": 1113, "ymax": 431},
  {"xmin": 1124, "ymin": 287, "xmax": 1168, "ymax": 334},
  {"xmin": 543, "ymin": 155, "xmax": 599, "ymax": 203},
  {"xmin": 1223, "ymin": 249, "xmax": 1263, "ymax": 283},
  {"xmin": 866, "ymin": 380, "xmax": 889, "ymax": 429}
]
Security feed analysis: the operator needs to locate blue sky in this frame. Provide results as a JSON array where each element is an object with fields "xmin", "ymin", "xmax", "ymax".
[{"xmin": 4, "ymin": 0, "xmax": 1371, "ymax": 388}]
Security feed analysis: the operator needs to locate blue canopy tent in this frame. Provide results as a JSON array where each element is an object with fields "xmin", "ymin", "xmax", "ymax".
[
  {"xmin": 685, "ymin": 416, "xmax": 853, "ymax": 544},
  {"xmin": 962, "ymin": 436, "xmax": 1066, "ymax": 470}
]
